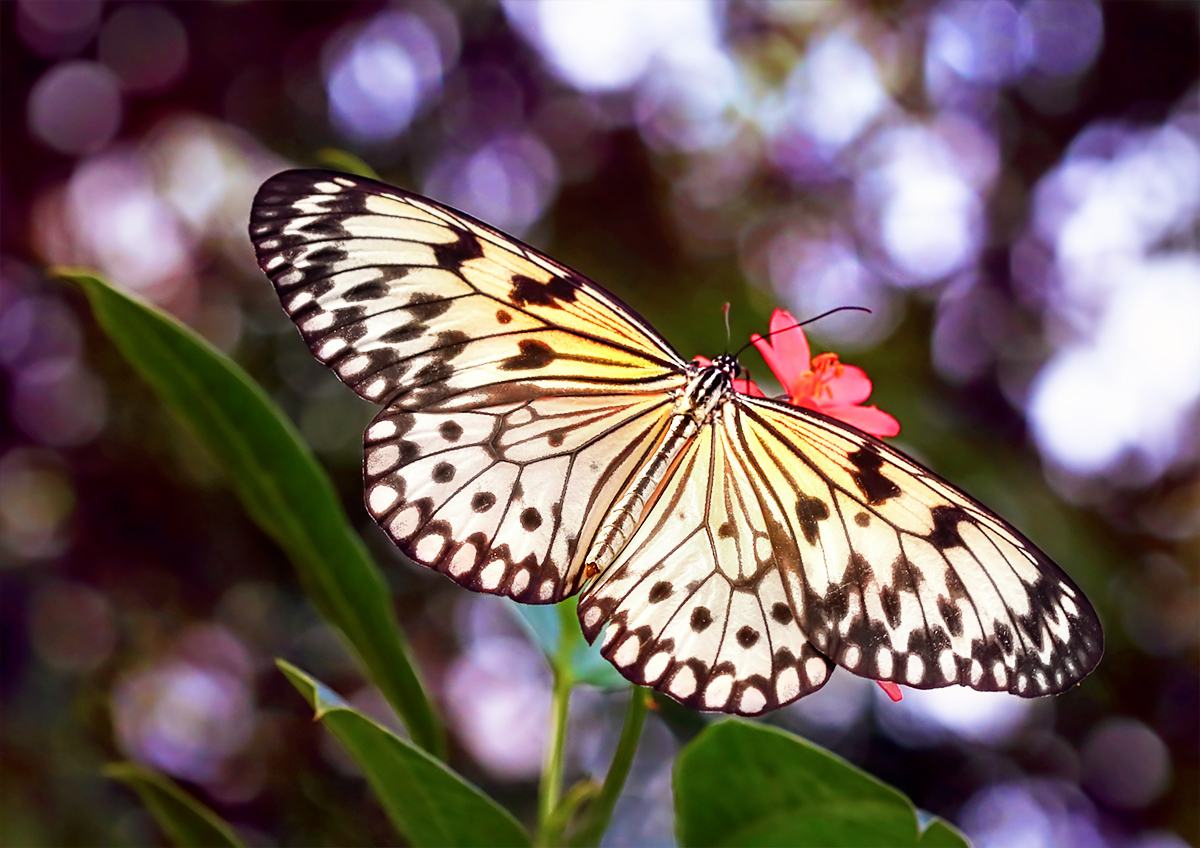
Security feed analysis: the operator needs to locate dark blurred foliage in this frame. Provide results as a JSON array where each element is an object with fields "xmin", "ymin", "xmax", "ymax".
[{"xmin": 1, "ymin": 2, "xmax": 1197, "ymax": 846}]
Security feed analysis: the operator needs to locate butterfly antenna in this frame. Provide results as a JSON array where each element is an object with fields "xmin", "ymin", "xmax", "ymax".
[
  {"xmin": 733, "ymin": 305, "xmax": 871, "ymax": 358},
  {"xmin": 722, "ymin": 302, "xmax": 732, "ymax": 352}
]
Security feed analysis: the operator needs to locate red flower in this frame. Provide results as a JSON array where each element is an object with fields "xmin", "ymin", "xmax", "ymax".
[
  {"xmin": 877, "ymin": 681, "xmax": 903, "ymax": 702},
  {"xmin": 701, "ymin": 309, "xmax": 905, "ymax": 701},
  {"xmin": 749, "ymin": 309, "xmax": 900, "ymax": 438}
]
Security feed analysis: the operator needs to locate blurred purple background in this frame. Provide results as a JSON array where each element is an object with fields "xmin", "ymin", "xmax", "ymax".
[{"xmin": 1, "ymin": 2, "xmax": 1197, "ymax": 846}]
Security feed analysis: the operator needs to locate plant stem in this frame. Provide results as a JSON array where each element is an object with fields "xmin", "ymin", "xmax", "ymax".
[
  {"xmin": 536, "ymin": 601, "xmax": 579, "ymax": 846},
  {"xmin": 569, "ymin": 686, "xmax": 649, "ymax": 847}
]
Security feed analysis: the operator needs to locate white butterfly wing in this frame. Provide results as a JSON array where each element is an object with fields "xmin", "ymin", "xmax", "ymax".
[
  {"xmin": 733, "ymin": 394, "xmax": 1102, "ymax": 697},
  {"xmin": 363, "ymin": 392, "xmax": 677, "ymax": 602},
  {"xmin": 251, "ymin": 170, "xmax": 685, "ymax": 408},
  {"xmin": 580, "ymin": 394, "xmax": 1102, "ymax": 713},
  {"xmin": 251, "ymin": 170, "xmax": 689, "ymax": 602},
  {"xmin": 578, "ymin": 405, "xmax": 836, "ymax": 715}
]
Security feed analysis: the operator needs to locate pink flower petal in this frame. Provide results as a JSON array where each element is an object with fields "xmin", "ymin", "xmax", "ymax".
[
  {"xmin": 733, "ymin": 378, "xmax": 766, "ymax": 397},
  {"xmin": 750, "ymin": 334, "xmax": 789, "ymax": 386},
  {"xmin": 877, "ymin": 681, "xmax": 903, "ymax": 702},
  {"xmin": 825, "ymin": 364, "xmax": 873, "ymax": 406},
  {"xmin": 766, "ymin": 309, "xmax": 811, "ymax": 380},
  {"xmin": 826, "ymin": 404, "xmax": 901, "ymax": 437}
]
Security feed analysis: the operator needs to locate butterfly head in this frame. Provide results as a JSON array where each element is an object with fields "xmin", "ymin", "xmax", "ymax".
[{"xmin": 709, "ymin": 353, "xmax": 742, "ymax": 381}]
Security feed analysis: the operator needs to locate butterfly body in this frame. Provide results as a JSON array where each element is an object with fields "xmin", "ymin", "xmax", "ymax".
[
  {"xmin": 588, "ymin": 357, "xmax": 737, "ymax": 574},
  {"xmin": 251, "ymin": 169, "xmax": 1102, "ymax": 715}
]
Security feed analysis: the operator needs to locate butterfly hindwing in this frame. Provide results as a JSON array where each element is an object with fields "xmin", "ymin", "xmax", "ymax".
[
  {"xmin": 363, "ymin": 384, "xmax": 682, "ymax": 604},
  {"xmin": 579, "ymin": 406, "xmax": 835, "ymax": 716},
  {"xmin": 735, "ymin": 395, "xmax": 1104, "ymax": 697}
]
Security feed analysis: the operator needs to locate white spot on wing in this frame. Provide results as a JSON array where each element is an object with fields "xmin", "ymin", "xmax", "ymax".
[
  {"xmin": 905, "ymin": 653, "xmax": 925, "ymax": 684},
  {"xmin": 939, "ymin": 649, "xmax": 956, "ymax": 681},
  {"xmin": 738, "ymin": 686, "xmax": 767, "ymax": 714},
  {"xmin": 286, "ymin": 291, "xmax": 314, "ymax": 310},
  {"xmin": 704, "ymin": 674, "xmax": 734, "ymax": 709},
  {"xmin": 368, "ymin": 485, "xmax": 398, "ymax": 514},
  {"xmin": 669, "ymin": 666, "xmax": 697, "ymax": 699},
  {"xmin": 302, "ymin": 312, "xmax": 335, "ymax": 332},
  {"xmin": 389, "ymin": 505, "xmax": 421, "ymax": 540},
  {"xmin": 614, "ymin": 635, "xmax": 641, "ymax": 668},
  {"xmin": 415, "ymin": 532, "xmax": 445, "ymax": 562},
  {"xmin": 366, "ymin": 446, "xmax": 399, "ymax": 476},
  {"xmin": 479, "ymin": 560, "xmax": 505, "ymax": 590},
  {"xmin": 776, "ymin": 666, "xmax": 800, "ymax": 702},
  {"xmin": 367, "ymin": 420, "xmax": 397, "ymax": 440},
  {"xmin": 643, "ymin": 652, "xmax": 670, "ymax": 683},
  {"xmin": 448, "ymin": 544, "xmax": 476, "ymax": 577},
  {"xmin": 363, "ymin": 378, "xmax": 389, "ymax": 399},
  {"xmin": 318, "ymin": 337, "xmax": 347, "ymax": 359}
]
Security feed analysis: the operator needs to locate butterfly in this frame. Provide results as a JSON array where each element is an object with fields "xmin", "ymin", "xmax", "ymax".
[{"xmin": 250, "ymin": 169, "xmax": 1102, "ymax": 716}]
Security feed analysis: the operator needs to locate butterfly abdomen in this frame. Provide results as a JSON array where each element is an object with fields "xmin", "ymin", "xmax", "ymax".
[{"xmin": 586, "ymin": 365, "xmax": 734, "ymax": 578}]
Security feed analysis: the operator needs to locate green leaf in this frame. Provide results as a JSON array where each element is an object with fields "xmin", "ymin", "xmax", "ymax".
[
  {"xmin": 104, "ymin": 762, "xmax": 244, "ymax": 848},
  {"xmin": 674, "ymin": 720, "xmax": 948, "ymax": 848},
  {"xmin": 278, "ymin": 660, "xmax": 530, "ymax": 848},
  {"xmin": 511, "ymin": 598, "xmax": 629, "ymax": 689},
  {"xmin": 316, "ymin": 148, "xmax": 380, "ymax": 179},
  {"xmin": 918, "ymin": 817, "xmax": 970, "ymax": 847},
  {"xmin": 60, "ymin": 268, "xmax": 444, "ymax": 757}
]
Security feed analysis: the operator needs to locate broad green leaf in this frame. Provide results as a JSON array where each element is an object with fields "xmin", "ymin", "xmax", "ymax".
[
  {"xmin": 279, "ymin": 660, "xmax": 530, "ymax": 848},
  {"xmin": 511, "ymin": 598, "xmax": 628, "ymax": 689},
  {"xmin": 104, "ymin": 762, "xmax": 244, "ymax": 848},
  {"xmin": 674, "ymin": 720, "xmax": 957, "ymax": 848},
  {"xmin": 61, "ymin": 269, "xmax": 443, "ymax": 757},
  {"xmin": 918, "ymin": 817, "xmax": 971, "ymax": 847}
]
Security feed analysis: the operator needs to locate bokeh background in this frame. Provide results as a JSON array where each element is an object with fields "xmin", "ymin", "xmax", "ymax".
[{"xmin": 2, "ymin": 1, "xmax": 1198, "ymax": 846}]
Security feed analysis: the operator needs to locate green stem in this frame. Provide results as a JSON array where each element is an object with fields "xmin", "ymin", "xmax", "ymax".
[
  {"xmin": 536, "ymin": 601, "xmax": 579, "ymax": 846},
  {"xmin": 569, "ymin": 686, "xmax": 649, "ymax": 847}
]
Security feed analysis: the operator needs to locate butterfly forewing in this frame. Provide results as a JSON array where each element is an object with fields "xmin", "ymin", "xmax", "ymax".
[
  {"xmin": 252, "ymin": 168, "xmax": 1102, "ymax": 715},
  {"xmin": 250, "ymin": 170, "xmax": 685, "ymax": 409},
  {"xmin": 735, "ymin": 395, "xmax": 1103, "ymax": 696}
]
